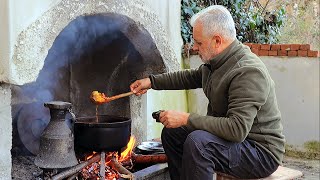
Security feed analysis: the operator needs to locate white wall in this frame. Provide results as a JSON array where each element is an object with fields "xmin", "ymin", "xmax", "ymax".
[
  {"xmin": 0, "ymin": 0, "xmax": 62, "ymax": 83},
  {"xmin": 8, "ymin": 0, "xmax": 61, "ymax": 53},
  {"xmin": 142, "ymin": 0, "xmax": 183, "ymax": 65},
  {"xmin": 142, "ymin": 0, "xmax": 188, "ymax": 140},
  {"xmin": 261, "ymin": 56, "xmax": 319, "ymax": 146},
  {"xmin": 0, "ymin": 0, "xmax": 10, "ymax": 82},
  {"xmin": 187, "ymin": 55, "xmax": 320, "ymax": 147},
  {"xmin": 0, "ymin": 84, "xmax": 12, "ymax": 180}
]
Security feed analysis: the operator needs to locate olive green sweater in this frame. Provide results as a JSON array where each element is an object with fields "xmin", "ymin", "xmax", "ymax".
[{"xmin": 149, "ymin": 40, "xmax": 285, "ymax": 165}]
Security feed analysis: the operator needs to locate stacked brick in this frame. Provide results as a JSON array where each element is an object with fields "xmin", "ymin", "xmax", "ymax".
[{"xmin": 243, "ymin": 43, "xmax": 319, "ymax": 57}]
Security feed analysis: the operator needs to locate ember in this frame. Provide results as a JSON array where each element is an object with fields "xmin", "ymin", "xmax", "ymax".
[
  {"xmin": 81, "ymin": 161, "xmax": 119, "ymax": 180},
  {"xmin": 80, "ymin": 137, "xmax": 136, "ymax": 180}
]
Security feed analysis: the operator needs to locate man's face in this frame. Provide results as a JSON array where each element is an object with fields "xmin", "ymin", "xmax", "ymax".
[{"xmin": 192, "ymin": 22, "xmax": 216, "ymax": 63}]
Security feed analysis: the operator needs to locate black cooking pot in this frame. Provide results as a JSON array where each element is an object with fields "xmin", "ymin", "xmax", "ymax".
[{"xmin": 74, "ymin": 115, "xmax": 131, "ymax": 152}]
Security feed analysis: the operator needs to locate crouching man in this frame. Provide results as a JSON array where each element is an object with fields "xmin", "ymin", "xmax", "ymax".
[{"xmin": 130, "ymin": 5, "xmax": 285, "ymax": 180}]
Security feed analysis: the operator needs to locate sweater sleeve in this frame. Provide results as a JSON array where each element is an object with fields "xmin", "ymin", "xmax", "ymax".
[
  {"xmin": 187, "ymin": 66, "xmax": 270, "ymax": 142},
  {"xmin": 149, "ymin": 65, "xmax": 203, "ymax": 90}
]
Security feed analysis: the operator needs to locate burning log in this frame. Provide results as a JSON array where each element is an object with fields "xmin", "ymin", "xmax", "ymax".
[
  {"xmin": 51, "ymin": 153, "xmax": 101, "ymax": 180},
  {"xmin": 132, "ymin": 152, "xmax": 167, "ymax": 164},
  {"xmin": 110, "ymin": 156, "xmax": 133, "ymax": 179}
]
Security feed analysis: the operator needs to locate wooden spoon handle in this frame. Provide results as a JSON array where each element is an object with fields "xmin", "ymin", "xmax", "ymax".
[{"xmin": 107, "ymin": 92, "xmax": 134, "ymax": 101}]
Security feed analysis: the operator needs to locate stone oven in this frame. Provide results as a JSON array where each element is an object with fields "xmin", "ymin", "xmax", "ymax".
[{"xmin": 0, "ymin": 0, "xmax": 183, "ymax": 179}]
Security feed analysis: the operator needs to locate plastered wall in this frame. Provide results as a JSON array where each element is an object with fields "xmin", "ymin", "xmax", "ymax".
[{"xmin": 0, "ymin": 84, "xmax": 12, "ymax": 180}]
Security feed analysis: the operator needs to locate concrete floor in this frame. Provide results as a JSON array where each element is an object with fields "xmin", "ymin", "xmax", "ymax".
[{"xmin": 282, "ymin": 156, "xmax": 320, "ymax": 180}]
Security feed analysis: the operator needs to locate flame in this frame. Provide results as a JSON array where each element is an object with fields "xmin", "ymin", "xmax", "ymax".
[
  {"xmin": 86, "ymin": 152, "xmax": 97, "ymax": 160},
  {"xmin": 118, "ymin": 136, "xmax": 136, "ymax": 162},
  {"xmin": 81, "ymin": 137, "xmax": 135, "ymax": 179}
]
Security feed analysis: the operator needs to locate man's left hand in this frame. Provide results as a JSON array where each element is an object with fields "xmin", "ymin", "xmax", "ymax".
[{"xmin": 159, "ymin": 110, "xmax": 190, "ymax": 128}]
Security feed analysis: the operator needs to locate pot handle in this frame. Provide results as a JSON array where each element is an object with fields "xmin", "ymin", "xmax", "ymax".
[
  {"xmin": 66, "ymin": 108, "xmax": 76, "ymax": 134},
  {"xmin": 67, "ymin": 108, "xmax": 77, "ymax": 122}
]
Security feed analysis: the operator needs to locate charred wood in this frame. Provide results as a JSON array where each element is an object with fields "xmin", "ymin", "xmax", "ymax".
[
  {"xmin": 51, "ymin": 154, "xmax": 101, "ymax": 180},
  {"xmin": 110, "ymin": 156, "xmax": 133, "ymax": 179}
]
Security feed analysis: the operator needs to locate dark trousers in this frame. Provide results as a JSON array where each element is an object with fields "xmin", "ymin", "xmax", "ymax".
[{"xmin": 161, "ymin": 127, "xmax": 279, "ymax": 180}]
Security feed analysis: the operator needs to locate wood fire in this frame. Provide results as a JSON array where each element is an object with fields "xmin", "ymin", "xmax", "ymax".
[{"xmin": 81, "ymin": 136, "xmax": 136, "ymax": 180}]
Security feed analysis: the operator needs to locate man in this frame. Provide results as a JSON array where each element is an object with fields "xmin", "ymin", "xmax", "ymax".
[{"xmin": 130, "ymin": 5, "xmax": 285, "ymax": 180}]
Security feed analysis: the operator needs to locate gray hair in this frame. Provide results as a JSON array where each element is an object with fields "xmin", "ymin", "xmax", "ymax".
[{"xmin": 190, "ymin": 5, "xmax": 236, "ymax": 41}]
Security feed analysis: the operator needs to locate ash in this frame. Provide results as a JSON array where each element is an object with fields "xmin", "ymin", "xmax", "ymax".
[{"xmin": 12, "ymin": 156, "xmax": 42, "ymax": 180}]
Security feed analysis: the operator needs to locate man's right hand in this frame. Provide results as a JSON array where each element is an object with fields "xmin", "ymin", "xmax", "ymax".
[{"xmin": 130, "ymin": 78, "xmax": 152, "ymax": 96}]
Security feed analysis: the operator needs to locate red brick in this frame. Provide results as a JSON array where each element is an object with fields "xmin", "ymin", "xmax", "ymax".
[
  {"xmin": 288, "ymin": 51, "xmax": 298, "ymax": 57},
  {"xmin": 290, "ymin": 44, "xmax": 300, "ymax": 51},
  {"xmin": 308, "ymin": 50, "xmax": 319, "ymax": 57},
  {"xmin": 281, "ymin": 44, "xmax": 291, "ymax": 50},
  {"xmin": 271, "ymin": 44, "xmax": 281, "ymax": 50},
  {"xmin": 259, "ymin": 50, "xmax": 269, "ymax": 56},
  {"xmin": 189, "ymin": 49, "xmax": 198, "ymax": 55},
  {"xmin": 268, "ymin": 50, "xmax": 278, "ymax": 56},
  {"xmin": 251, "ymin": 44, "xmax": 261, "ymax": 50},
  {"xmin": 278, "ymin": 50, "xmax": 288, "ymax": 56},
  {"xmin": 243, "ymin": 43, "xmax": 252, "ymax": 48},
  {"xmin": 298, "ymin": 50, "xmax": 308, "ymax": 57},
  {"xmin": 251, "ymin": 48, "xmax": 259, "ymax": 56},
  {"xmin": 261, "ymin": 44, "xmax": 271, "ymax": 50},
  {"xmin": 300, "ymin": 44, "xmax": 310, "ymax": 50}
]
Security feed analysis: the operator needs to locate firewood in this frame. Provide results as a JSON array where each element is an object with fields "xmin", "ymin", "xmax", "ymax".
[
  {"xmin": 66, "ymin": 173, "xmax": 78, "ymax": 180},
  {"xmin": 109, "ymin": 156, "xmax": 133, "ymax": 179},
  {"xmin": 51, "ymin": 154, "xmax": 101, "ymax": 180},
  {"xmin": 100, "ymin": 152, "xmax": 106, "ymax": 180},
  {"xmin": 121, "ymin": 159, "xmax": 132, "ymax": 167},
  {"xmin": 132, "ymin": 152, "xmax": 167, "ymax": 164}
]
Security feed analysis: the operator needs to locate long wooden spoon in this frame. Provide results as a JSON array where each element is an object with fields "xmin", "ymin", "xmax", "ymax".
[{"xmin": 91, "ymin": 91, "xmax": 134, "ymax": 104}]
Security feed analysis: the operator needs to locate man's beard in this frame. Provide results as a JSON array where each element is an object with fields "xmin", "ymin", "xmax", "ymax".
[{"xmin": 200, "ymin": 48, "xmax": 215, "ymax": 64}]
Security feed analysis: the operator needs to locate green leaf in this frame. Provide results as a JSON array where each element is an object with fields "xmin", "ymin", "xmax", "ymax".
[
  {"xmin": 249, "ymin": 21, "xmax": 256, "ymax": 29},
  {"xmin": 181, "ymin": 0, "xmax": 286, "ymax": 45}
]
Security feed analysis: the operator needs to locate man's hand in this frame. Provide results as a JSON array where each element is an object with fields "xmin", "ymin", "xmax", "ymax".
[
  {"xmin": 130, "ymin": 78, "xmax": 152, "ymax": 96},
  {"xmin": 159, "ymin": 110, "xmax": 190, "ymax": 128}
]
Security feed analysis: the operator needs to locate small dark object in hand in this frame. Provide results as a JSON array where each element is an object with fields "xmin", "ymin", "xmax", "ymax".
[{"xmin": 152, "ymin": 110, "xmax": 164, "ymax": 122}]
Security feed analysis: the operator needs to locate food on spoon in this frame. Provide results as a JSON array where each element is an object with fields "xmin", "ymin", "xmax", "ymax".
[
  {"xmin": 91, "ymin": 91, "xmax": 134, "ymax": 104},
  {"xmin": 91, "ymin": 91, "xmax": 107, "ymax": 104}
]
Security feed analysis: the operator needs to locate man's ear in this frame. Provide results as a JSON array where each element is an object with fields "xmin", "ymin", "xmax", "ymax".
[{"xmin": 212, "ymin": 35, "xmax": 222, "ymax": 48}]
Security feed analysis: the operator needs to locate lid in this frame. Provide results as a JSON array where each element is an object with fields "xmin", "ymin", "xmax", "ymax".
[{"xmin": 44, "ymin": 101, "xmax": 72, "ymax": 110}]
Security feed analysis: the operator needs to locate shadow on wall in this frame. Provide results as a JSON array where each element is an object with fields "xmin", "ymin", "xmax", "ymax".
[{"xmin": 11, "ymin": 13, "xmax": 166, "ymax": 156}]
